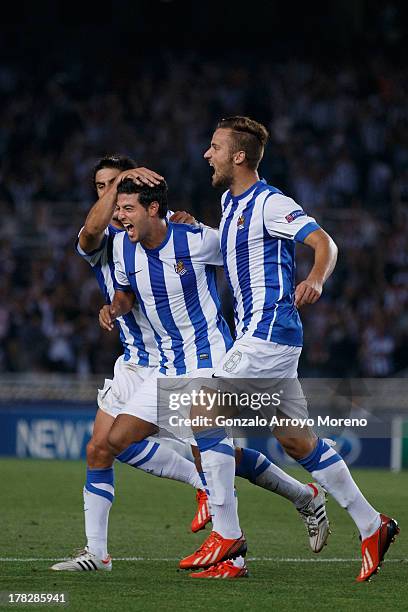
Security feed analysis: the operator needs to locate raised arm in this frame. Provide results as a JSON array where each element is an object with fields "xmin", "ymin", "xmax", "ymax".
[
  {"xmin": 79, "ymin": 167, "xmax": 164, "ymax": 253},
  {"xmin": 294, "ymin": 228, "xmax": 338, "ymax": 307},
  {"xmin": 79, "ymin": 179, "xmax": 120, "ymax": 253}
]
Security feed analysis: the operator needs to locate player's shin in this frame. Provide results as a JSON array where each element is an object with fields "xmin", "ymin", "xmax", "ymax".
[
  {"xmin": 297, "ymin": 438, "xmax": 380, "ymax": 539},
  {"xmin": 195, "ymin": 428, "xmax": 241, "ymax": 539},
  {"xmin": 116, "ymin": 438, "xmax": 202, "ymax": 488},
  {"xmin": 236, "ymin": 447, "xmax": 313, "ymax": 509},
  {"xmin": 84, "ymin": 467, "xmax": 114, "ymax": 560}
]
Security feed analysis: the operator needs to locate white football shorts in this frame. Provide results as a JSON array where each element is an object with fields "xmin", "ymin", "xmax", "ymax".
[
  {"xmin": 212, "ymin": 335, "xmax": 308, "ymax": 422},
  {"xmin": 97, "ymin": 355, "xmax": 155, "ymax": 419},
  {"xmin": 120, "ymin": 366, "xmax": 217, "ymax": 442}
]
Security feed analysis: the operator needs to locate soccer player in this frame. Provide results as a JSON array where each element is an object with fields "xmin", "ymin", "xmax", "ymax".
[
  {"xmin": 100, "ymin": 177, "xmax": 330, "ymax": 579},
  {"xmin": 197, "ymin": 116, "xmax": 399, "ymax": 581},
  {"xmin": 52, "ymin": 156, "xmax": 328, "ymax": 573},
  {"xmin": 51, "ymin": 156, "xmax": 210, "ymax": 572},
  {"xmin": 100, "ymin": 176, "xmax": 247, "ymax": 573}
]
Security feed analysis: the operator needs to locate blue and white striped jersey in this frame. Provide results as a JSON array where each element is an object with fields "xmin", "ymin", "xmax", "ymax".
[
  {"xmin": 113, "ymin": 222, "xmax": 233, "ymax": 375},
  {"xmin": 219, "ymin": 180, "xmax": 320, "ymax": 347},
  {"xmin": 76, "ymin": 225, "xmax": 159, "ymax": 366}
]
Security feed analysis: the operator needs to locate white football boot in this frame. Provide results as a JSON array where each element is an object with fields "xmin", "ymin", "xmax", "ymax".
[
  {"xmin": 50, "ymin": 547, "xmax": 112, "ymax": 571},
  {"xmin": 297, "ymin": 483, "xmax": 330, "ymax": 553}
]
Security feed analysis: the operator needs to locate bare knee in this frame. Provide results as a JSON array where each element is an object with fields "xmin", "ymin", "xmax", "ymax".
[
  {"xmin": 278, "ymin": 436, "xmax": 316, "ymax": 460},
  {"xmin": 107, "ymin": 427, "xmax": 152, "ymax": 456},
  {"xmin": 107, "ymin": 429, "xmax": 128, "ymax": 456},
  {"xmin": 107, "ymin": 415, "xmax": 159, "ymax": 457},
  {"xmin": 86, "ymin": 438, "xmax": 113, "ymax": 468}
]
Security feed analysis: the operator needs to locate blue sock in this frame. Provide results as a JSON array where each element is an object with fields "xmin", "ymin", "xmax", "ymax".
[
  {"xmin": 117, "ymin": 439, "xmax": 202, "ymax": 488},
  {"xmin": 297, "ymin": 438, "xmax": 380, "ymax": 539},
  {"xmin": 85, "ymin": 467, "xmax": 114, "ymax": 502},
  {"xmin": 195, "ymin": 428, "xmax": 240, "ymax": 539},
  {"xmin": 84, "ymin": 467, "xmax": 115, "ymax": 559},
  {"xmin": 117, "ymin": 439, "xmax": 160, "ymax": 469},
  {"xmin": 297, "ymin": 438, "xmax": 342, "ymax": 472},
  {"xmin": 235, "ymin": 447, "xmax": 271, "ymax": 484},
  {"xmin": 236, "ymin": 447, "xmax": 312, "ymax": 507}
]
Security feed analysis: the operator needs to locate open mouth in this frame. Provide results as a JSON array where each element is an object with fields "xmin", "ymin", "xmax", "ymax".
[{"xmin": 123, "ymin": 223, "xmax": 135, "ymax": 237}]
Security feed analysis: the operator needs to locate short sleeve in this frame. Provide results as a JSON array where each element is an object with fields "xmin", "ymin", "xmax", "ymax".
[
  {"xmin": 263, "ymin": 193, "xmax": 320, "ymax": 243},
  {"xmin": 112, "ymin": 233, "xmax": 132, "ymax": 291},
  {"xmin": 198, "ymin": 226, "xmax": 223, "ymax": 266},
  {"xmin": 75, "ymin": 227, "xmax": 108, "ymax": 266}
]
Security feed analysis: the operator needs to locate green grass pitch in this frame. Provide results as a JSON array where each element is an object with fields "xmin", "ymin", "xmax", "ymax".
[{"xmin": 1, "ymin": 459, "xmax": 407, "ymax": 611}]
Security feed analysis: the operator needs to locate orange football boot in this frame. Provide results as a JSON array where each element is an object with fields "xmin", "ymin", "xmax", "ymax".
[
  {"xmin": 191, "ymin": 490, "xmax": 211, "ymax": 533},
  {"xmin": 356, "ymin": 513, "xmax": 400, "ymax": 582},
  {"xmin": 190, "ymin": 559, "xmax": 248, "ymax": 579},
  {"xmin": 179, "ymin": 530, "xmax": 247, "ymax": 570}
]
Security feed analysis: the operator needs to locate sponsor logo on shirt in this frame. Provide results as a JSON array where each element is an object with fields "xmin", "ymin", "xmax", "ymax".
[
  {"xmin": 174, "ymin": 261, "xmax": 188, "ymax": 276},
  {"xmin": 285, "ymin": 210, "xmax": 306, "ymax": 223}
]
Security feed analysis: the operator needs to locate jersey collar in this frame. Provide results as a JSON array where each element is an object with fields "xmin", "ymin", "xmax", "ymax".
[
  {"xmin": 140, "ymin": 221, "xmax": 173, "ymax": 253},
  {"xmin": 230, "ymin": 180, "xmax": 263, "ymax": 202}
]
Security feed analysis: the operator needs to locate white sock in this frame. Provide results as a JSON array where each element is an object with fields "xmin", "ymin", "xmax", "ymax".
[
  {"xmin": 116, "ymin": 438, "xmax": 202, "ymax": 489},
  {"xmin": 298, "ymin": 438, "xmax": 380, "ymax": 539},
  {"xmin": 236, "ymin": 447, "xmax": 313, "ymax": 509},
  {"xmin": 84, "ymin": 467, "xmax": 114, "ymax": 559},
  {"xmin": 196, "ymin": 431, "xmax": 241, "ymax": 539}
]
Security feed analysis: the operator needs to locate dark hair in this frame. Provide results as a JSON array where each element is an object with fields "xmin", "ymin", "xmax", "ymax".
[
  {"xmin": 216, "ymin": 116, "xmax": 269, "ymax": 170},
  {"xmin": 92, "ymin": 154, "xmax": 137, "ymax": 188},
  {"xmin": 116, "ymin": 178, "xmax": 168, "ymax": 219}
]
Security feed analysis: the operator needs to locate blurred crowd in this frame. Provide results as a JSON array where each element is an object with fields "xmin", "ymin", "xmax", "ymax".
[{"xmin": 1, "ymin": 50, "xmax": 408, "ymax": 377}]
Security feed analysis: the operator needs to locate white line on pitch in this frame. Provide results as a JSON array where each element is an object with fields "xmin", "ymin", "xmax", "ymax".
[{"xmin": 0, "ymin": 557, "xmax": 406, "ymax": 563}]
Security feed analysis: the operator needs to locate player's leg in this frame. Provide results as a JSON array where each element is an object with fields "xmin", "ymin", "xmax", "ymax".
[
  {"xmin": 51, "ymin": 407, "xmax": 116, "ymax": 571},
  {"xmin": 180, "ymin": 387, "xmax": 246, "ymax": 573},
  {"xmin": 107, "ymin": 370, "xmax": 203, "ymax": 490},
  {"xmin": 277, "ymin": 431, "xmax": 399, "ymax": 580},
  {"xmin": 51, "ymin": 361, "xmax": 200, "ymax": 572},
  {"xmin": 52, "ymin": 359, "xmax": 155, "ymax": 571},
  {"xmin": 190, "ymin": 444, "xmax": 211, "ymax": 532},
  {"xmin": 83, "ymin": 408, "xmax": 116, "ymax": 564},
  {"xmin": 222, "ymin": 338, "xmax": 330, "ymax": 554},
  {"xmin": 270, "ymin": 346, "xmax": 377, "ymax": 541},
  {"xmin": 192, "ymin": 444, "xmax": 311, "ymax": 507},
  {"xmin": 107, "ymin": 413, "xmax": 202, "ymax": 487},
  {"xmin": 234, "ymin": 446, "xmax": 314, "ymax": 508},
  {"xmin": 190, "ymin": 444, "xmax": 314, "ymax": 533},
  {"xmin": 268, "ymin": 338, "xmax": 398, "ymax": 579}
]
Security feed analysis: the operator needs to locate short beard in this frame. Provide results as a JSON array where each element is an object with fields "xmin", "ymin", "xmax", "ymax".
[{"xmin": 212, "ymin": 169, "xmax": 234, "ymax": 190}]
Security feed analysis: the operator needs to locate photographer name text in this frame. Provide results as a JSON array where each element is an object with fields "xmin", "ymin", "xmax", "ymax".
[{"xmin": 167, "ymin": 415, "xmax": 368, "ymax": 428}]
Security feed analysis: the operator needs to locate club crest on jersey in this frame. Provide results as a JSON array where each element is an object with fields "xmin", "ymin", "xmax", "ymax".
[
  {"xmin": 285, "ymin": 209, "xmax": 306, "ymax": 223},
  {"xmin": 237, "ymin": 214, "xmax": 245, "ymax": 230},
  {"xmin": 174, "ymin": 261, "xmax": 187, "ymax": 276}
]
